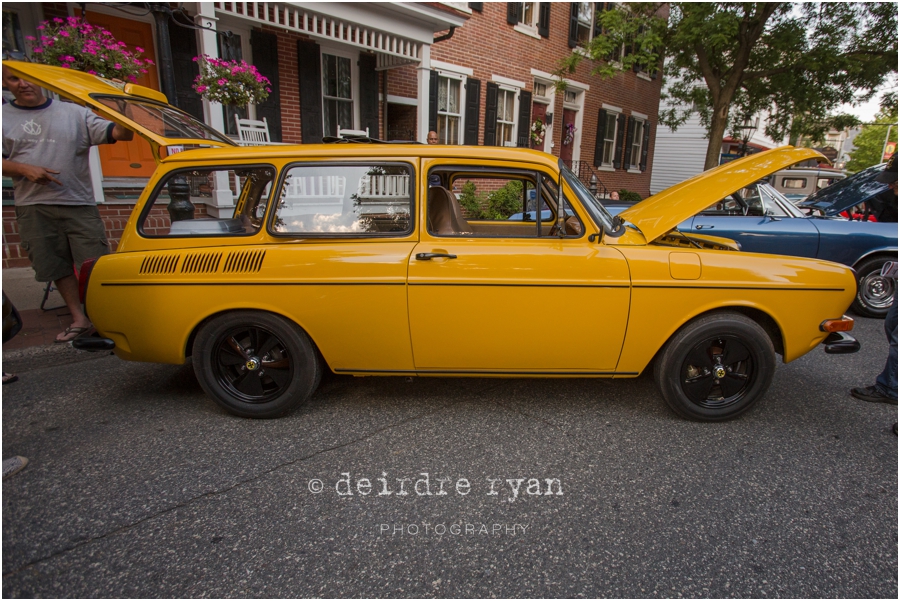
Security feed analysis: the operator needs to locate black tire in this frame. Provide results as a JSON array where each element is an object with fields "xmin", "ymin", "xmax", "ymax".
[
  {"xmin": 192, "ymin": 311, "xmax": 322, "ymax": 418},
  {"xmin": 851, "ymin": 256, "xmax": 896, "ymax": 319},
  {"xmin": 653, "ymin": 312, "xmax": 776, "ymax": 422}
]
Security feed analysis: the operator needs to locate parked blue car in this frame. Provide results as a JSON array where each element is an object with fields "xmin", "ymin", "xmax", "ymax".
[{"xmin": 607, "ymin": 177, "xmax": 897, "ymax": 318}]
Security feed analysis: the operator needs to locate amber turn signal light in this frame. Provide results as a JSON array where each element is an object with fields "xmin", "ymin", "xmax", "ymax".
[{"xmin": 820, "ymin": 316, "xmax": 854, "ymax": 332}]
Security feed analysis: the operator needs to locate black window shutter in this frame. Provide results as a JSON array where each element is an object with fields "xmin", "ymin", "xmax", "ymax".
[
  {"xmin": 623, "ymin": 116, "xmax": 636, "ymax": 169},
  {"xmin": 428, "ymin": 70, "xmax": 439, "ymax": 135},
  {"xmin": 169, "ymin": 23, "xmax": 203, "ymax": 121},
  {"xmin": 359, "ymin": 53, "xmax": 379, "ymax": 138},
  {"xmin": 613, "ymin": 113, "xmax": 626, "ymax": 169},
  {"xmin": 516, "ymin": 90, "xmax": 532, "ymax": 148},
  {"xmin": 595, "ymin": 3, "xmax": 605, "ymax": 37},
  {"xmin": 538, "ymin": 3, "xmax": 550, "ymax": 37},
  {"xmin": 640, "ymin": 121, "xmax": 652, "ymax": 171},
  {"xmin": 218, "ymin": 34, "xmax": 246, "ymax": 135},
  {"xmin": 250, "ymin": 30, "xmax": 282, "ymax": 142},
  {"xmin": 464, "ymin": 78, "xmax": 481, "ymax": 145},
  {"xmin": 568, "ymin": 3, "xmax": 580, "ymax": 48},
  {"xmin": 469, "ymin": 2, "xmax": 483, "ymax": 11},
  {"xmin": 507, "ymin": 3, "xmax": 521, "ymax": 25},
  {"xmin": 484, "ymin": 82, "xmax": 499, "ymax": 146},
  {"xmin": 297, "ymin": 39, "xmax": 323, "ymax": 144},
  {"xmin": 593, "ymin": 108, "xmax": 607, "ymax": 167}
]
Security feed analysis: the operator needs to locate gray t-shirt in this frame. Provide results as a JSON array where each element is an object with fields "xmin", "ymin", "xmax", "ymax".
[{"xmin": 2, "ymin": 99, "xmax": 115, "ymax": 206}]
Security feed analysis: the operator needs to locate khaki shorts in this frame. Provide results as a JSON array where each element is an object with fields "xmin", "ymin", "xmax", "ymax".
[{"xmin": 15, "ymin": 204, "xmax": 110, "ymax": 283}]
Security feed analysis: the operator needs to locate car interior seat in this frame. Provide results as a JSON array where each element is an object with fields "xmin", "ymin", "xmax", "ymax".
[{"xmin": 427, "ymin": 186, "xmax": 472, "ymax": 235}]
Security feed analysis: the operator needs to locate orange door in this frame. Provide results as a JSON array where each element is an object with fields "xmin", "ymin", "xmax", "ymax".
[{"xmin": 76, "ymin": 10, "xmax": 159, "ymax": 177}]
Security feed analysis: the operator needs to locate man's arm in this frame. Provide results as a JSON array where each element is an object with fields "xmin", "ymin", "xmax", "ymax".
[
  {"xmin": 111, "ymin": 123, "xmax": 134, "ymax": 142},
  {"xmin": 2, "ymin": 158, "xmax": 63, "ymax": 186}
]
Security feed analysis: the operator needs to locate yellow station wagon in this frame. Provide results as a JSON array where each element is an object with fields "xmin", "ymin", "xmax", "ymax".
[{"xmin": 5, "ymin": 62, "xmax": 860, "ymax": 422}]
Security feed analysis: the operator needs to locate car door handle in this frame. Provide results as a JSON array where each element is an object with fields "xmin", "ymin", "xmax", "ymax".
[
  {"xmin": 416, "ymin": 252, "xmax": 457, "ymax": 261},
  {"xmin": 695, "ymin": 224, "xmax": 714, "ymax": 230}
]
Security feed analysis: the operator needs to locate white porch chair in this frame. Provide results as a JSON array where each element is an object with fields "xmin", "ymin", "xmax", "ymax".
[{"xmin": 235, "ymin": 116, "xmax": 271, "ymax": 146}]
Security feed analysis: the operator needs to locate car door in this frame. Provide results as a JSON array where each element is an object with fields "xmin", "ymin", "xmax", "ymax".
[
  {"xmin": 689, "ymin": 186, "xmax": 820, "ymax": 258},
  {"xmin": 407, "ymin": 161, "xmax": 631, "ymax": 374}
]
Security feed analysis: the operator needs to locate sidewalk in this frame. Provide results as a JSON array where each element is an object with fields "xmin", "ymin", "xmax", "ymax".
[{"xmin": 3, "ymin": 267, "xmax": 74, "ymax": 350}]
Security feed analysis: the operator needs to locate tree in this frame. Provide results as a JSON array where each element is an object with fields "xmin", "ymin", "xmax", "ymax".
[
  {"xmin": 846, "ymin": 106, "xmax": 898, "ymax": 172},
  {"xmin": 558, "ymin": 3, "xmax": 898, "ymax": 169}
]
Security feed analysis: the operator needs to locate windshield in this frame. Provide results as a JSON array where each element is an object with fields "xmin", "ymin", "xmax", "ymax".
[
  {"xmin": 91, "ymin": 95, "xmax": 235, "ymax": 145},
  {"xmin": 756, "ymin": 183, "xmax": 806, "ymax": 218},
  {"xmin": 558, "ymin": 159, "xmax": 614, "ymax": 230}
]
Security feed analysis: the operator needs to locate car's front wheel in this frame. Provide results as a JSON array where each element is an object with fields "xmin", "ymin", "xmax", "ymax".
[
  {"xmin": 851, "ymin": 256, "xmax": 896, "ymax": 319},
  {"xmin": 192, "ymin": 311, "xmax": 322, "ymax": 418},
  {"xmin": 653, "ymin": 312, "xmax": 776, "ymax": 421}
]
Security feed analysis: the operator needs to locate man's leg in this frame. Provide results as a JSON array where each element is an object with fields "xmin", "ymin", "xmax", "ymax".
[
  {"xmin": 875, "ymin": 295, "xmax": 898, "ymax": 400},
  {"xmin": 54, "ymin": 273, "xmax": 91, "ymax": 341}
]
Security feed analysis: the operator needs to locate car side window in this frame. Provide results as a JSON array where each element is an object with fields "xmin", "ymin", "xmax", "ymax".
[
  {"xmin": 271, "ymin": 163, "xmax": 413, "ymax": 236},
  {"xmin": 427, "ymin": 167, "xmax": 582, "ymax": 238},
  {"xmin": 139, "ymin": 166, "xmax": 274, "ymax": 237}
]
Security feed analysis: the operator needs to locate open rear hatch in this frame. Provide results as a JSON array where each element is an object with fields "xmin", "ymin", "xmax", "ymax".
[{"xmin": 3, "ymin": 61, "xmax": 235, "ymax": 162}]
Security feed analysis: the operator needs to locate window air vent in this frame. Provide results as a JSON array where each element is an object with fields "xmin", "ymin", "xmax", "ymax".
[
  {"xmin": 222, "ymin": 249, "xmax": 266, "ymax": 273},
  {"xmin": 139, "ymin": 254, "xmax": 180, "ymax": 274},
  {"xmin": 181, "ymin": 252, "xmax": 223, "ymax": 274}
]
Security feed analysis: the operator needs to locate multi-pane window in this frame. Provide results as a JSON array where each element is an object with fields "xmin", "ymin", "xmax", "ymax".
[
  {"xmin": 322, "ymin": 53, "xmax": 353, "ymax": 137},
  {"xmin": 496, "ymin": 88, "xmax": 517, "ymax": 147},
  {"xmin": 601, "ymin": 114, "xmax": 618, "ymax": 166},
  {"xmin": 575, "ymin": 2, "xmax": 595, "ymax": 45},
  {"xmin": 629, "ymin": 119, "xmax": 645, "ymax": 168},
  {"xmin": 437, "ymin": 75, "xmax": 462, "ymax": 145}
]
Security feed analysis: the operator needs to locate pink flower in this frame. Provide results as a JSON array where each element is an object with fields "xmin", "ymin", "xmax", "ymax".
[
  {"xmin": 25, "ymin": 35, "xmax": 36, "ymax": 41},
  {"xmin": 217, "ymin": 78, "xmax": 228, "ymax": 86},
  {"xmin": 32, "ymin": 47, "xmax": 43, "ymax": 53},
  {"xmin": 53, "ymin": 17, "xmax": 64, "ymax": 23},
  {"xmin": 135, "ymin": 46, "xmax": 144, "ymax": 53},
  {"xmin": 197, "ymin": 85, "xmax": 207, "ymax": 93},
  {"xmin": 59, "ymin": 30, "xmax": 70, "ymax": 37},
  {"xmin": 114, "ymin": 63, "xmax": 121, "ymax": 70},
  {"xmin": 36, "ymin": 25, "xmax": 45, "ymax": 30},
  {"xmin": 88, "ymin": 70, "xmax": 97, "ymax": 75},
  {"xmin": 62, "ymin": 55, "xmax": 76, "ymax": 62},
  {"xmin": 60, "ymin": 64, "xmax": 69, "ymax": 68},
  {"xmin": 144, "ymin": 59, "xmax": 154, "ymax": 65}
]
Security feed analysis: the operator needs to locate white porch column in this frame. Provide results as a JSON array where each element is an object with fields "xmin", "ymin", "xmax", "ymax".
[
  {"xmin": 194, "ymin": 3, "xmax": 234, "ymax": 218},
  {"xmin": 416, "ymin": 43, "xmax": 431, "ymax": 144}
]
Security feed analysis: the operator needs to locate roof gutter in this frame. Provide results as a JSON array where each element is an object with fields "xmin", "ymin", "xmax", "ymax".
[{"xmin": 433, "ymin": 27, "xmax": 456, "ymax": 43}]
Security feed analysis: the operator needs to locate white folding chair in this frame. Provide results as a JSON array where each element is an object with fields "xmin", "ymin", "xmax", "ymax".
[{"xmin": 235, "ymin": 116, "xmax": 271, "ymax": 146}]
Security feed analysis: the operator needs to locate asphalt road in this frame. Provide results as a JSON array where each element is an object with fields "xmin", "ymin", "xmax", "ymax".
[{"xmin": 2, "ymin": 316, "xmax": 897, "ymax": 598}]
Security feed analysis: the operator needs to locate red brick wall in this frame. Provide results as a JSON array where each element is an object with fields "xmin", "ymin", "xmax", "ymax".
[{"xmin": 393, "ymin": 3, "xmax": 663, "ymax": 198}]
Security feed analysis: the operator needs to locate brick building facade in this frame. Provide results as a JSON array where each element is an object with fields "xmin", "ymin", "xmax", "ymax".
[{"xmin": 2, "ymin": 2, "xmax": 663, "ymax": 269}]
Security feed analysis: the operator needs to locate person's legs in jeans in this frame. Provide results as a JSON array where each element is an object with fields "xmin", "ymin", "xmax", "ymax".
[{"xmin": 875, "ymin": 294, "xmax": 898, "ymax": 400}]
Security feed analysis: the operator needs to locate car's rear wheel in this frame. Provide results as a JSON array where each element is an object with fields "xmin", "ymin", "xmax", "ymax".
[
  {"xmin": 193, "ymin": 311, "xmax": 321, "ymax": 418},
  {"xmin": 653, "ymin": 312, "xmax": 776, "ymax": 422},
  {"xmin": 851, "ymin": 256, "xmax": 896, "ymax": 319}
]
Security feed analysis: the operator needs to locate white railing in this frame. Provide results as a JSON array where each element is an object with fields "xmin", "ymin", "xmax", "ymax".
[
  {"xmin": 213, "ymin": 2, "xmax": 421, "ymax": 65},
  {"xmin": 358, "ymin": 174, "xmax": 410, "ymax": 201}
]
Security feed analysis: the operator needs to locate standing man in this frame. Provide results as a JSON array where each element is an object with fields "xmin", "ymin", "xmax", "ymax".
[
  {"xmin": 2, "ymin": 68, "xmax": 133, "ymax": 343},
  {"xmin": 850, "ymin": 153, "xmax": 897, "ymax": 407},
  {"xmin": 427, "ymin": 130, "xmax": 439, "ymax": 144}
]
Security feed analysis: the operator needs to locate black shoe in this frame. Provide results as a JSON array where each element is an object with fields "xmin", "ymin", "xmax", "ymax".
[{"xmin": 850, "ymin": 386, "xmax": 898, "ymax": 405}]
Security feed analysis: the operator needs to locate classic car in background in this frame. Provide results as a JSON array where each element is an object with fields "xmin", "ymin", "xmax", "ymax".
[
  {"xmin": 4, "ymin": 62, "xmax": 861, "ymax": 424},
  {"xmin": 767, "ymin": 166, "xmax": 846, "ymax": 201},
  {"xmin": 608, "ymin": 176, "xmax": 897, "ymax": 318}
]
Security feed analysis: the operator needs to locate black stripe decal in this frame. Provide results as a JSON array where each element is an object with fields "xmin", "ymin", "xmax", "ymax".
[
  {"xmin": 102, "ymin": 282, "xmax": 406, "ymax": 286},
  {"xmin": 634, "ymin": 285, "xmax": 845, "ymax": 291},
  {"xmin": 333, "ymin": 369, "xmax": 639, "ymax": 376}
]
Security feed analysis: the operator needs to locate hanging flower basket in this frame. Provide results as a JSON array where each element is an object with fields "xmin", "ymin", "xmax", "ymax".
[
  {"xmin": 563, "ymin": 123, "xmax": 577, "ymax": 146},
  {"xmin": 27, "ymin": 16, "xmax": 152, "ymax": 81},
  {"xmin": 530, "ymin": 118, "xmax": 546, "ymax": 145},
  {"xmin": 192, "ymin": 55, "xmax": 271, "ymax": 108}
]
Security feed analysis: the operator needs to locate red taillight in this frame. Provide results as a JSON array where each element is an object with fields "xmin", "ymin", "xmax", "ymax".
[{"xmin": 78, "ymin": 258, "xmax": 98, "ymax": 304}]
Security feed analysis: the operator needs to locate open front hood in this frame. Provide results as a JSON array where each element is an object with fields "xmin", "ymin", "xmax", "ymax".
[
  {"xmin": 618, "ymin": 146, "xmax": 826, "ymax": 242},
  {"xmin": 798, "ymin": 163, "xmax": 888, "ymax": 216},
  {"xmin": 2, "ymin": 61, "xmax": 235, "ymax": 161}
]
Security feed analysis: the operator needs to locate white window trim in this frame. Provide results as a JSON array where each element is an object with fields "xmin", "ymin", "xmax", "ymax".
[
  {"xmin": 431, "ymin": 60, "xmax": 473, "ymax": 77},
  {"xmin": 632, "ymin": 111, "xmax": 649, "ymax": 120},
  {"xmin": 514, "ymin": 23, "xmax": 542, "ymax": 39},
  {"xmin": 320, "ymin": 44, "xmax": 361, "ymax": 135},
  {"xmin": 436, "ymin": 70, "xmax": 467, "ymax": 145},
  {"xmin": 492, "ymin": 75, "xmax": 527, "ymax": 89},
  {"xmin": 602, "ymin": 103, "xmax": 623, "ymax": 113},
  {"xmin": 386, "ymin": 94, "xmax": 417, "ymax": 106},
  {"xmin": 514, "ymin": 2, "xmax": 541, "ymax": 38}
]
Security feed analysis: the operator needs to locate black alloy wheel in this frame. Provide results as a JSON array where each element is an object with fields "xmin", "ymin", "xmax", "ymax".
[
  {"xmin": 212, "ymin": 324, "xmax": 293, "ymax": 403},
  {"xmin": 679, "ymin": 335, "xmax": 753, "ymax": 410},
  {"xmin": 653, "ymin": 312, "xmax": 776, "ymax": 421},
  {"xmin": 193, "ymin": 311, "xmax": 322, "ymax": 418}
]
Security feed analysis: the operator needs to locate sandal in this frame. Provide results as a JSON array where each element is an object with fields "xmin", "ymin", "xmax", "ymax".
[
  {"xmin": 2, "ymin": 373, "xmax": 18, "ymax": 385},
  {"xmin": 55, "ymin": 324, "xmax": 93, "ymax": 344}
]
